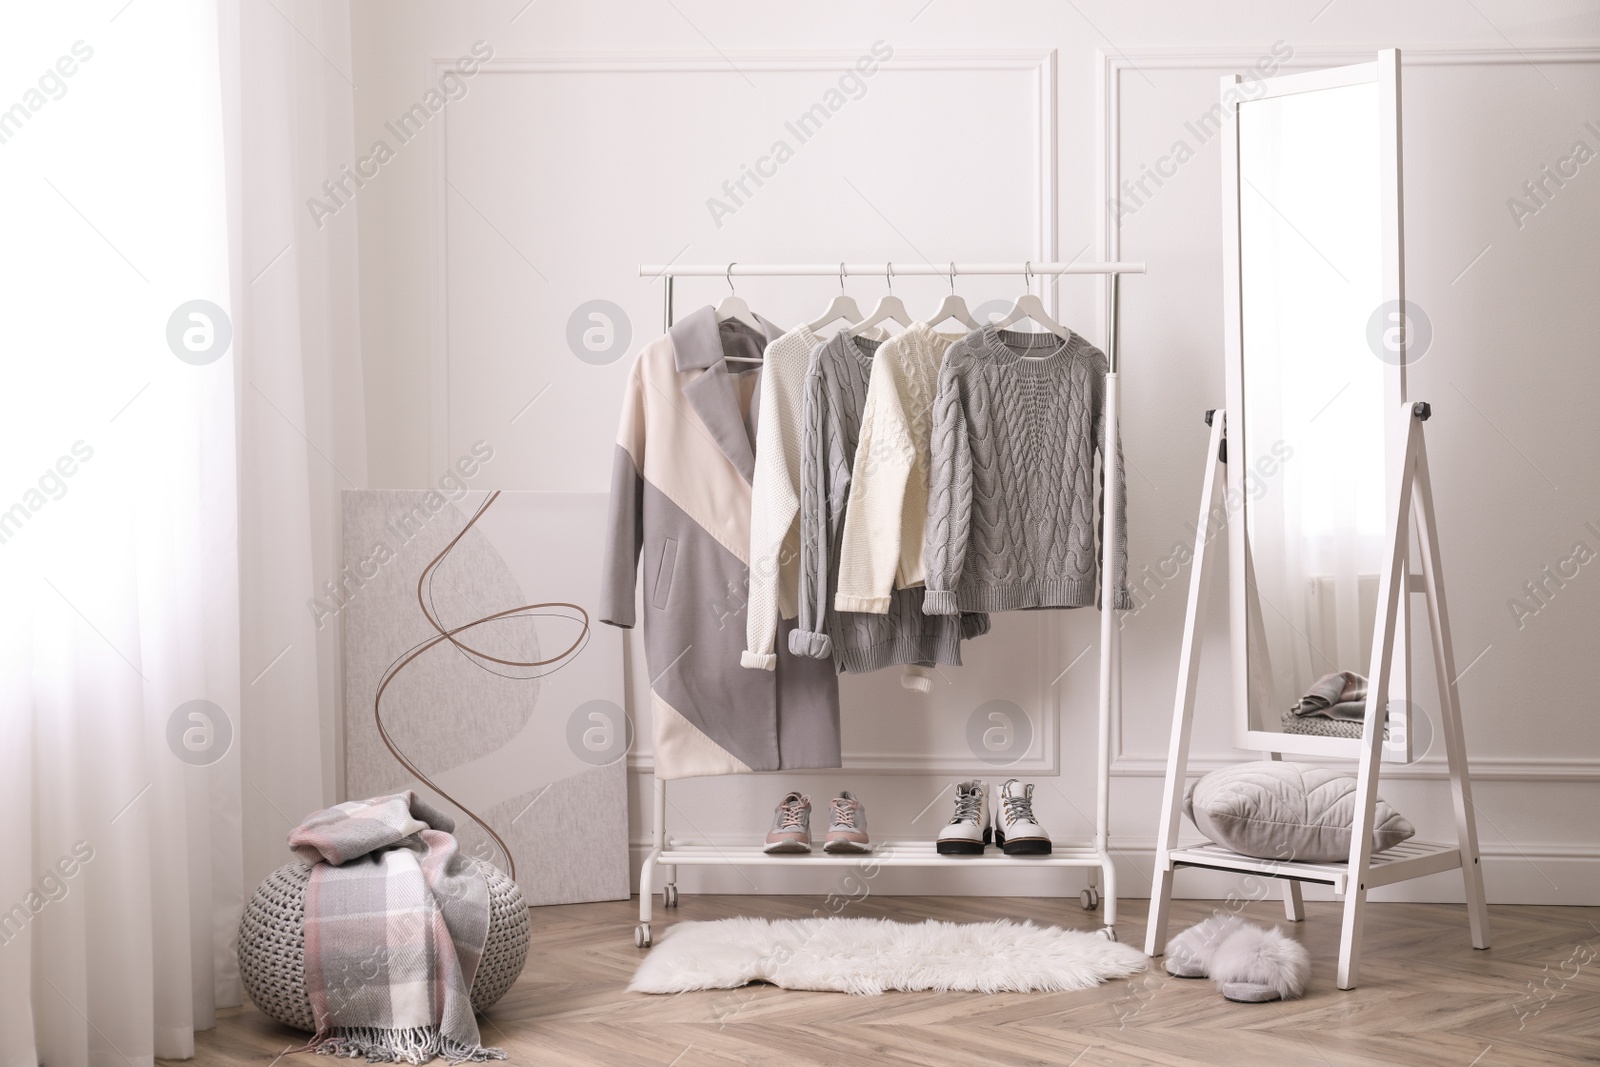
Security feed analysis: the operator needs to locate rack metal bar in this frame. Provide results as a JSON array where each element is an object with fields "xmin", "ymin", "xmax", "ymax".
[
  {"xmin": 1092, "ymin": 269, "xmax": 1122, "ymax": 930},
  {"xmin": 641, "ymin": 261, "xmax": 1145, "ymax": 278}
]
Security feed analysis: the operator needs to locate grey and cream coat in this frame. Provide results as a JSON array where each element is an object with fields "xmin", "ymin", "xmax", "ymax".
[{"xmin": 601, "ymin": 306, "xmax": 841, "ymax": 779}]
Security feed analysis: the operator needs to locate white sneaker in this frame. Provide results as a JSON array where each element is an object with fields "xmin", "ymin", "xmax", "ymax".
[
  {"xmin": 823, "ymin": 792, "xmax": 872, "ymax": 853},
  {"xmin": 994, "ymin": 779, "xmax": 1051, "ymax": 855},
  {"xmin": 936, "ymin": 780, "xmax": 990, "ymax": 855},
  {"xmin": 763, "ymin": 791, "xmax": 812, "ymax": 853}
]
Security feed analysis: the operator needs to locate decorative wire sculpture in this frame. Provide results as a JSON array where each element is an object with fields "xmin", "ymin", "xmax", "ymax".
[{"xmin": 372, "ymin": 490, "xmax": 591, "ymax": 882}]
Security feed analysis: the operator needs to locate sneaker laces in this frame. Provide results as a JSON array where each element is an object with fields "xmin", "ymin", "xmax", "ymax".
[
  {"xmin": 777, "ymin": 798, "xmax": 809, "ymax": 831},
  {"xmin": 949, "ymin": 786, "xmax": 982, "ymax": 825},
  {"xmin": 1001, "ymin": 785, "xmax": 1035, "ymax": 825},
  {"xmin": 830, "ymin": 797, "xmax": 859, "ymax": 829}
]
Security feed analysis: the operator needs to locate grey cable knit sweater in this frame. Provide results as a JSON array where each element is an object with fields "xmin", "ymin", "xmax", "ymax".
[
  {"xmin": 792, "ymin": 330, "xmax": 990, "ymax": 672},
  {"xmin": 922, "ymin": 326, "xmax": 1130, "ymax": 614}
]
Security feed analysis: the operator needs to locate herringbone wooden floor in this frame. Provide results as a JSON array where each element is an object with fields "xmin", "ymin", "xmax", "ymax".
[{"xmin": 182, "ymin": 894, "xmax": 1600, "ymax": 1067}]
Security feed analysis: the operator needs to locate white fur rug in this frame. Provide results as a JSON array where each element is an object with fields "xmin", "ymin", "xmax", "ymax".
[{"xmin": 628, "ymin": 917, "xmax": 1148, "ymax": 995}]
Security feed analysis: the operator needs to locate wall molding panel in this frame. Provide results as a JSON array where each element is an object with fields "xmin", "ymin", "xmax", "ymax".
[
  {"xmin": 428, "ymin": 49, "xmax": 1064, "ymax": 777},
  {"xmin": 427, "ymin": 48, "xmax": 1059, "ymax": 476}
]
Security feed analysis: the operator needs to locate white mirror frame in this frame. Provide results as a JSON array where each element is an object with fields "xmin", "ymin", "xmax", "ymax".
[{"xmin": 1221, "ymin": 49, "xmax": 1414, "ymax": 760}]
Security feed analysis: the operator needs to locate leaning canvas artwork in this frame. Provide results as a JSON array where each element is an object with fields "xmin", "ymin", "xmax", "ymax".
[{"xmin": 341, "ymin": 488, "xmax": 630, "ymax": 905}]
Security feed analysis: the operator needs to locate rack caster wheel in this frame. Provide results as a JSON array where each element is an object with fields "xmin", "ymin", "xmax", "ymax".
[
  {"xmin": 663, "ymin": 884, "xmax": 679, "ymax": 908},
  {"xmin": 635, "ymin": 923, "xmax": 652, "ymax": 948},
  {"xmin": 1080, "ymin": 886, "xmax": 1101, "ymax": 911},
  {"xmin": 1099, "ymin": 925, "xmax": 1118, "ymax": 942}
]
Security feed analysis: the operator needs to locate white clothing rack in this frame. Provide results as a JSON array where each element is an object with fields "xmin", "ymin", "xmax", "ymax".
[{"xmin": 629, "ymin": 260, "xmax": 1142, "ymax": 948}]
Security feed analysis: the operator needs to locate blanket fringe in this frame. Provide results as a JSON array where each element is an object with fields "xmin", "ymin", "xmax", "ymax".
[{"xmin": 312, "ymin": 1025, "xmax": 506, "ymax": 1065}]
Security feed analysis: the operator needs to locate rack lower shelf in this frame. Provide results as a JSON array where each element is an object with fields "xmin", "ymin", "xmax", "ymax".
[
  {"xmin": 1165, "ymin": 840, "xmax": 1464, "ymax": 896},
  {"xmin": 633, "ymin": 839, "xmax": 1119, "ymax": 948},
  {"xmin": 653, "ymin": 839, "xmax": 1110, "ymax": 867}
]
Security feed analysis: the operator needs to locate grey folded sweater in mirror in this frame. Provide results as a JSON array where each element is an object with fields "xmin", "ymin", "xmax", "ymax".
[{"xmin": 1291, "ymin": 670, "xmax": 1371, "ymax": 721}]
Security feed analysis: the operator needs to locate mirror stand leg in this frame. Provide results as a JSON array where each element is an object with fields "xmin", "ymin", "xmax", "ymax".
[
  {"xmin": 1146, "ymin": 411, "xmax": 1227, "ymax": 958},
  {"xmin": 1282, "ymin": 879, "xmax": 1305, "ymax": 922},
  {"xmin": 1412, "ymin": 431, "xmax": 1492, "ymax": 950},
  {"xmin": 1336, "ymin": 884, "xmax": 1368, "ymax": 989},
  {"xmin": 1145, "ymin": 865, "xmax": 1176, "ymax": 956}
]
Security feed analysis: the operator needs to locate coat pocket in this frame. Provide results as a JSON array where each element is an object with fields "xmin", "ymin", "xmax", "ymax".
[{"xmin": 651, "ymin": 537, "xmax": 679, "ymax": 609}]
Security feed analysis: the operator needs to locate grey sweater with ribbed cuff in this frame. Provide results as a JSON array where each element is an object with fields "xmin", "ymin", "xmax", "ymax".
[
  {"xmin": 923, "ymin": 326, "xmax": 1131, "ymax": 614},
  {"xmin": 792, "ymin": 330, "xmax": 990, "ymax": 671}
]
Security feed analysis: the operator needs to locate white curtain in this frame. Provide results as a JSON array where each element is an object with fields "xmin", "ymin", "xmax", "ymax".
[
  {"xmin": 0, "ymin": 0, "xmax": 360, "ymax": 1062},
  {"xmin": 221, "ymin": 0, "xmax": 365, "ymax": 892}
]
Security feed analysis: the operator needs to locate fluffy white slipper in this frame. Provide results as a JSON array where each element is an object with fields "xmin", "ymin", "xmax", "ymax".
[
  {"xmin": 1209, "ymin": 922, "xmax": 1311, "ymax": 1002},
  {"xmin": 1163, "ymin": 914, "xmax": 1249, "ymax": 978}
]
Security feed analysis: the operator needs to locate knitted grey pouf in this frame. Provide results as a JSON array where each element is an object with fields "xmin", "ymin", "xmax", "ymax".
[{"xmin": 238, "ymin": 858, "xmax": 530, "ymax": 1033}]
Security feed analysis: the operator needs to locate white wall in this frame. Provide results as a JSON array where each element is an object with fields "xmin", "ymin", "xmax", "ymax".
[{"xmin": 343, "ymin": 1, "xmax": 1600, "ymax": 906}]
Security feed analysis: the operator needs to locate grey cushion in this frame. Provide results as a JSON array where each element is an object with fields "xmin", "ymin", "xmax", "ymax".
[{"xmin": 1184, "ymin": 761, "xmax": 1415, "ymax": 863}]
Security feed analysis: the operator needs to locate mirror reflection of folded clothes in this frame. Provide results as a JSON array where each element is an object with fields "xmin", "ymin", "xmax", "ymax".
[
  {"xmin": 1290, "ymin": 670, "xmax": 1372, "ymax": 722},
  {"xmin": 1280, "ymin": 708, "xmax": 1391, "ymax": 741}
]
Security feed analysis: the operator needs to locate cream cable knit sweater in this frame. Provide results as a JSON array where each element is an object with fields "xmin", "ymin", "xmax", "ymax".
[{"xmin": 834, "ymin": 322, "xmax": 966, "ymax": 613}]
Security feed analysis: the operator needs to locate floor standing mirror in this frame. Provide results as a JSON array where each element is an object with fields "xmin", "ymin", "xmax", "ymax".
[{"xmin": 1145, "ymin": 49, "xmax": 1491, "ymax": 989}]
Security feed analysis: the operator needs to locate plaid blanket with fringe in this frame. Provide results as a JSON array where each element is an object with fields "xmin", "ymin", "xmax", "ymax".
[{"xmin": 288, "ymin": 792, "xmax": 504, "ymax": 1064}]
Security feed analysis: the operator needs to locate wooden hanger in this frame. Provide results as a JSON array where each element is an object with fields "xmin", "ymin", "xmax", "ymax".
[
  {"xmin": 805, "ymin": 263, "xmax": 865, "ymax": 334},
  {"xmin": 926, "ymin": 261, "xmax": 979, "ymax": 330},
  {"xmin": 992, "ymin": 261, "xmax": 1071, "ymax": 340},
  {"xmin": 850, "ymin": 262, "xmax": 911, "ymax": 336},
  {"xmin": 715, "ymin": 263, "xmax": 765, "ymax": 362}
]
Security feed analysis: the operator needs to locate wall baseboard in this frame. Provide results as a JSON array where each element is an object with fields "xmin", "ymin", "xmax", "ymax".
[
  {"xmin": 624, "ymin": 840, "xmax": 1600, "ymax": 907},
  {"xmin": 625, "ymin": 756, "xmax": 1600, "ymax": 781},
  {"xmin": 1107, "ymin": 756, "xmax": 1600, "ymax": 782}
]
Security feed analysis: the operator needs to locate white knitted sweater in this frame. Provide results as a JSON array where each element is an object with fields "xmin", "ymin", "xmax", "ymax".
[
  {"xmin": 741, "ymin": 324, "xmax": 822, "ymax": 670},
  {"xmin": 834, "ymin": 323, "xmax": 966, "ymax": 613}
]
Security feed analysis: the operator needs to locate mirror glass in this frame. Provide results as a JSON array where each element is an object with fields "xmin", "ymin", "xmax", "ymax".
[{"xmin": 1237, "ymin": 82, "xmax": 1388, "ymax": 744}]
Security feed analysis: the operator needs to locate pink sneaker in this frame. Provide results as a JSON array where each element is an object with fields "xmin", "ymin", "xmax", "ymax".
[
  {"xmin": 763, "ymin": 791, "xmax": 812, "ymax": 853},
  {"xmin": 823, "ymin": 792, "xmax": 872, "ymax": 853}
]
